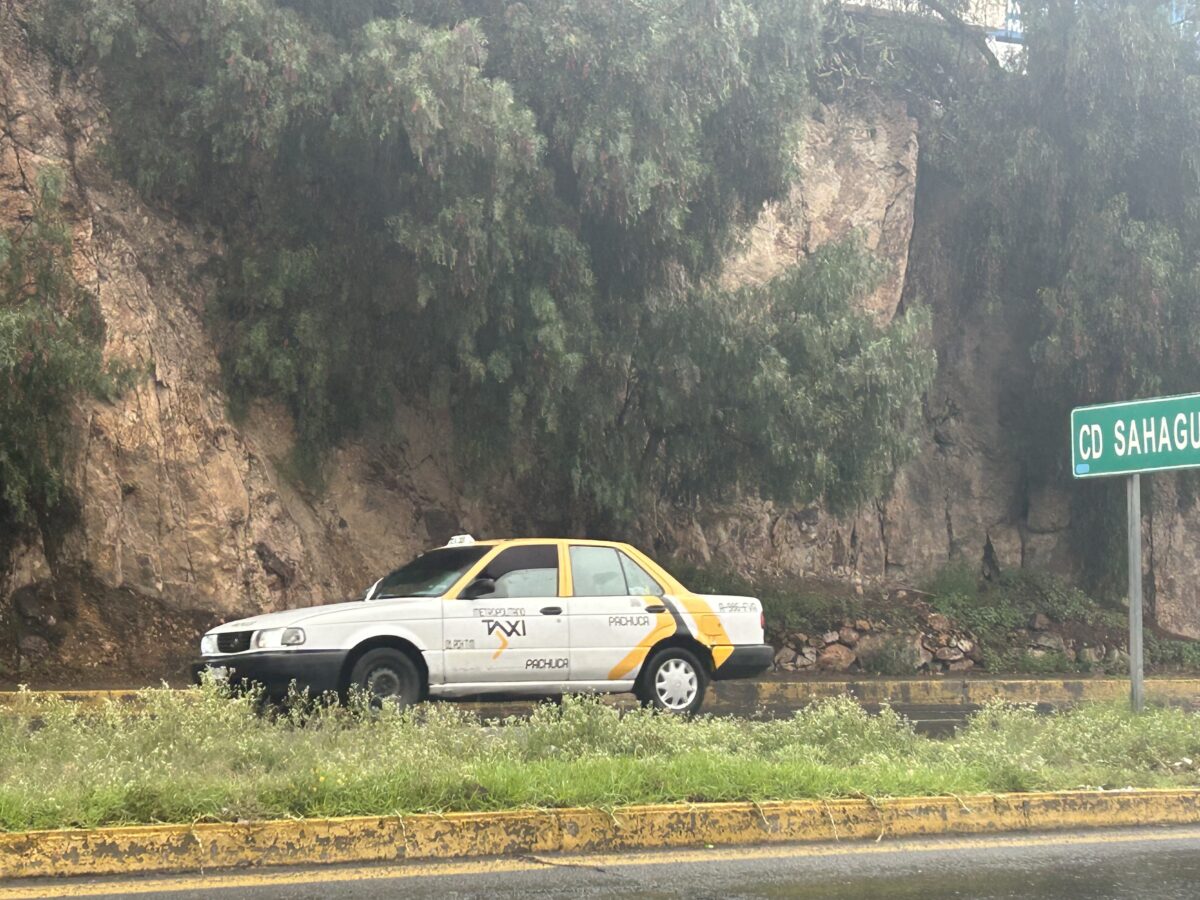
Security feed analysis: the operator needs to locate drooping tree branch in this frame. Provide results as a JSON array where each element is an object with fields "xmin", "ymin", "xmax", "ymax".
[{"xmin": 917, "ymin": 0, "xmax": 1003, "ymax": 70}]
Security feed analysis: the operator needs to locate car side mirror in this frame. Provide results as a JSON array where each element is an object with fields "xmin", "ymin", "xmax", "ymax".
[{"xmin": 461, "ymin": 577, "xmax": 496, "ymax": 601}]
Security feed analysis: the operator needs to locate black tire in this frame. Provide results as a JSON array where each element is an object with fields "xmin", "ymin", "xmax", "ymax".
[
  {"xmin": 348, "ymin": 648, "xmax": 422, "ymax": 711},
  {"xmin": 636, "ymin": 646, "xmax": 708, "ymax": 716}
]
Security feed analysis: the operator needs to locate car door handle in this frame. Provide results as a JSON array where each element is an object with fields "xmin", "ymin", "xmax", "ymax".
[
  {"xmin": 645, "ymin": 604, "xmax": 667, "ymax": 614},
  {"xmin": 540, "ymin": 606, "xmax": 563, "ymax": 616}
]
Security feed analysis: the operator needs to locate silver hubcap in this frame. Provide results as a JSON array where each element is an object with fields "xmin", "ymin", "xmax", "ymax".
[
  {"xmin": 654, "ymin": 657, "xmax": 698, "ymax": 710},
  {"xmin": 365, "ymin": 666, "xmax": 403, "ymax": 700}
]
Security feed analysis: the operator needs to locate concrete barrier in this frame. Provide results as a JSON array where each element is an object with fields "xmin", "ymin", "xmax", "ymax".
[{"xmin": 3, "ymin": 790, "xmax": 1200, "ymax": 878}]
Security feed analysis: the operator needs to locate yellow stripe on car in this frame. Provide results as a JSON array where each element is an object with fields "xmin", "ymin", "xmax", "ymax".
[{"xmin": 607, "ymin": 608, "xmax": 677, "ymax": 680}]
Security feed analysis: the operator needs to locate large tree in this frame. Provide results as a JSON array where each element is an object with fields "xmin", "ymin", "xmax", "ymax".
[{"xmin": 34, "ymin": 0, "xmax": 934, "ymax": 530}]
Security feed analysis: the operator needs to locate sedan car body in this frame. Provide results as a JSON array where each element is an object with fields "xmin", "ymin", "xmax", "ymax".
[{"xmin": 196, "ymin": 536, "xmax": 773, "ymax": 714}]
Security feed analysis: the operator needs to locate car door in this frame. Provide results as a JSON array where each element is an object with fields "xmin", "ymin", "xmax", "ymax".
[
  {"xmin": 566, "ymin": 545, "xmax": 672, "ymax": 684},
  {"xmin": 441, "ymin": 544, "xmax": 570, "ymax": 684}
]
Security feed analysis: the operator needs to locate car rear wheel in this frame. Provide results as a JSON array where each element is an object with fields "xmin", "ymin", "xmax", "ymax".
[
  {"xmin": 637, "ymin": 647, "xmax": 708, "ymax": 716},
  {"xmin": 348, "ymin": 648, "xmax": 422, "ymax": 711}
]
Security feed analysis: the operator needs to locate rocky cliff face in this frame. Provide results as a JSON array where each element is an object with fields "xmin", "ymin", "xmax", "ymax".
[
  {"xmin": 0, "ymin": 14, "xmax": 496, "ymax": 680},
  {"xmin": 1, "ymin": 9, "xmax": 1196, "ymax": 683}
]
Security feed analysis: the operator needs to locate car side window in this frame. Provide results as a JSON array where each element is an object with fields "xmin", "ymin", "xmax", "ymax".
[
  {"xmin": 471, "ymin": 545, "xmax": 559, "ymax": 599},
  {"xmin": 569, "ymin": 546, "xmax": 629, "ymax": 597},
  {"xmin": 619, "ymin": 552, "xmax": 664, "ymax": 597}
]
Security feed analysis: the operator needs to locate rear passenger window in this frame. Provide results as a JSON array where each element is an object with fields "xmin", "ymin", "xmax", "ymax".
[
  {"xmin": 569, "ymin": 547, "xmax": 627, "ymax": 596},
  {"xmin": 473, "ymin": 545, "xmax": 559, "ymax": 598},
  {"xmin": 619, "ymin": 553, "xmax": 663, "ymax": 597}
]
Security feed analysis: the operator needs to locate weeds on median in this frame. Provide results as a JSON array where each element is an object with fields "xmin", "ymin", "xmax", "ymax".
[{"xmin": 1, "ymin": 685, "xmax": 1199, "ymax": 832}]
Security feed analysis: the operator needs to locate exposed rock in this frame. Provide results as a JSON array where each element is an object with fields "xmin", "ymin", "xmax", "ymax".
[
  {"xmin": 774, "ymin": 647, "xmax": 798, "ymax": 670},
  {"xmin": 1079, "ymin": 646, "xmax": 1104, "ymax": 665},
  {"xmin": 948, "ymin": 659, "xmax": 975, "ymax": 672},
  {"xmin": 955, "ymin": 637, "xmax": 975, "ymax": 655},
  {"xmin": 1030, "ymin": 613, "xmax": 1053, "ymax": 631},
  {"xmin": 925, "ymin": 613, "xmax": 951, "ymax": 633},
  {"xmin": 723, "ymin": 93, "xmax": 918, "ymax": 323},
  {"xmin": 796, "ymin": 647, "xmax": 819, "ymax": 668},
  {"xmin": 855, "ymin": 619, "xmax": 871, "ymax": 632},
  {"xmin": 838, "ymin": 626, "xmax": 860, "ymax": 646},
  {"xmin": 856, "ymin": 632, "xmax": 933, "ymax": 672},
  {"xmin": 12, "ymin": 583, "xmax": 60, "ymax": 628},
  {"xmin": 935, "ymin": 646, "xmax": 965, "ymax": 662},
  {"xmin": 1030, "ymin": 632, "xmax": 1066, "ymax": 653},
  {"xmin": 822, "ymin": 631, "xmax": 841, "ymax": 645},
  {"xmin": 17, "ymin": 634, "xmax": 50, "ymax": 658},
  {"xmin": 786, "ymin": 633, "xmax": 810, "ymax": 651},
  {"xmin": 1027, "ymin": 487, "xmax": 1071, "ymax": 534},
  {"xmin": 0, "ymin": 15, "xmax": 499, "ymax": 641},
  {"xmin": 817, "ymin": 643, "xmax": 857, "ymax": 672}
]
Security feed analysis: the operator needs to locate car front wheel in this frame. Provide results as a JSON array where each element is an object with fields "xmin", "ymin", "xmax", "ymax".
[
  {"xmin": 637, "ymin": 647, "xmax": 708, "ymax": 716},
  {"xmin": 348, "ymin": 648, "xmax": 422, "ymax": 711}
]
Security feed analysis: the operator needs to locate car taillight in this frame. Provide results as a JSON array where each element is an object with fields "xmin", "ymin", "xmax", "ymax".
[{"xmin": 760, "ymin": 611, "xmax": 765, "ymax": 630}]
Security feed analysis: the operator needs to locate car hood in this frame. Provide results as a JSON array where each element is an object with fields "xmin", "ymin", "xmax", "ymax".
[{"xmin": 208, "ymin": 597, "xmax": 425, "ymax": 633}]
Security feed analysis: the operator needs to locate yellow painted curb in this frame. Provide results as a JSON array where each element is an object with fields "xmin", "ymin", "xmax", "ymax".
[{"xmin": 2, "ymin": 790, "xmax": 1199, "ymax": 879}]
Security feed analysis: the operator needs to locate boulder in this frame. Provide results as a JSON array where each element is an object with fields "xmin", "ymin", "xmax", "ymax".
[
  {"xmin": 1030, "ymin": 612, "xmax": 1052, "ymax": 631},
  {"xmin": 838, "ymin": 627, "xmax": 860, "ymax": 646},
  {"xmin": 935, "ymin": 646, "xmax": 965, "ymax": 662},
  {"xmin": 774, "ymin": 647, "xmax": 798, "ymax": 670},
  {"xmin": 1079, "ymin": 646, "xmax": 1104, "ymax": 665},
  {"xmin": 817, "ymin": 643, "xmax": 857, "ymax": 672},
  {"xmin": 1030, "ymin": 631, "xmax": 1066, "ymax": 653},
  {"xmin": 796, "ymin": 647, "xmax": 818, "ymax": 668},
  {"xmin": 822, "ymin": 631, "xmax": 841, "ymax": 645},
  {"xmin": 855, "ymin": 619, "xmax": 871, "ymax": 633},
  {"xmin": 925, "ymin": 612, "xmax": 952, "ymax": 633},
  {"xmin": 948, "ymin": 659, "xmax": 975, "ymax": 672},
  {"xmin": 786, "ymin": 633, "xmax": 810, "ymax": 651}
]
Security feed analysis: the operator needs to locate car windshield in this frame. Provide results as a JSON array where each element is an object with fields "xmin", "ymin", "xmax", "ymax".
[{"xmin": 370, "ymin": 546, "xmax": 490, "ymax": 599}]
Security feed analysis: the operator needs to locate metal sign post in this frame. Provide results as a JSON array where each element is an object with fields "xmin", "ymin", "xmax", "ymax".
[
  {"xmin": 1071, "ymin": 392, "xmax": 1200, "ymax": 712},
  {"xmin": 1127, "ymin": 474, "xmax": 1144, "ymax": 713}
]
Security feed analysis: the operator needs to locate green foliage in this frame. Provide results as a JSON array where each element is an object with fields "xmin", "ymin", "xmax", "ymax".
[
  {"xmin": 927, "ymin": 2, "xmax": 1200, "ymax": 596},
  {"xmin": 33, "ymin": 0, "xmax": 934, "ymax": 528},
  {"xmin": 4, "ymin": 687, "xmax": 1200, "ymax": 831},
  {"xmin": 1146, "ymin": 635, "xmax": 1200, "ymax": 672},
  {"xmin": 0, "ymin": 171, "xmax": 116, "ymax": 559},
  {"xmin": 857, "ymin": 635, "xmax": 915, "ymax": 676},
  {"xmin": 924, "ymin": 563, "xmax": 1122, "ymax": 651}
]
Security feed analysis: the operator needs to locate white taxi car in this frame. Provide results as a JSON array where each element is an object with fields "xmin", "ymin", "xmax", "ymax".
[{"xmin": 195, "ymin": 536, "xmax": 772, "ymax": 715}]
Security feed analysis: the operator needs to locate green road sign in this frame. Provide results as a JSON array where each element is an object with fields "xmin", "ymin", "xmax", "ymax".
[{"xmin": 1072, "ymin": 392, "xmax": 1200, "ymax": 479}]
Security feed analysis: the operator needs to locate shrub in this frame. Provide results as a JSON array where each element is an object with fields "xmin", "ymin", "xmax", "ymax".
[{"xmin": 0, "ymin": 170, "xmax": 121, "ymax": 562}]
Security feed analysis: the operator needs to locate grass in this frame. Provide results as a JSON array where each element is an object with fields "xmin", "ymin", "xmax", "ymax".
[{"xmin": 2, "ymin": 685, "xmax": 1200, "ymax": 832}]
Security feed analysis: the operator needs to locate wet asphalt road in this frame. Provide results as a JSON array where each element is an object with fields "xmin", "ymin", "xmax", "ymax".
[{"xmin": 8, "ymin": 826, "xmax": 1200, "ymax": 900}]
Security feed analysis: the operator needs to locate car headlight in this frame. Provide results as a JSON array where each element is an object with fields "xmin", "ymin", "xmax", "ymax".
[
  {"xmin": 200, "ymin": 634, "xmax": 218, "ymax": 655},
  {"xmin": 252, "ymin": 627, "xmax": 306, "ymax": 649}
]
